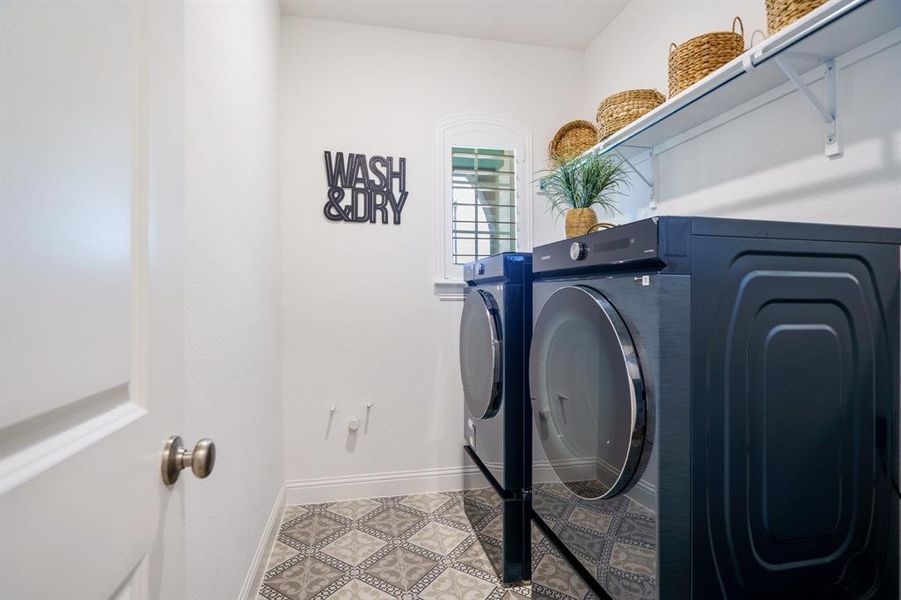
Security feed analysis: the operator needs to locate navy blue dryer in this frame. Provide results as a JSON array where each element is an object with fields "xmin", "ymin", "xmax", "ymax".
[
  {"xmin": 460, "ymin": 252, "xmax": 532, "ymax": 584},
  {"xmin": 528, "ymin": 217, "xmax": 899, "ymax": 600}
]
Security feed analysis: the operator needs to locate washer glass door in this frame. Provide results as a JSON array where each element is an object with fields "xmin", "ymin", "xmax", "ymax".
[
  {"xmin": 530, "ymin": 285, "xmax": 646, "ymax": 499},
  {"xmin": 460, "ymin": 289, "xmax": 503, "ymax": 419}
]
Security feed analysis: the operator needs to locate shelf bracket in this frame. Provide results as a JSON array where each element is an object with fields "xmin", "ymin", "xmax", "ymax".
[
  {"xmin": 773, "ymin": 56, "xmax": 841, "ymax": 158},
  {"xmin": 614, "ymin": 149, "xmax": 654, "ymax": 208}
]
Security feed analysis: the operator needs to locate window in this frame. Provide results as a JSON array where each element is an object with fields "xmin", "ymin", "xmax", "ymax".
[
  {"xmin": 451, "ymin": 146, "xmax": 517, "ymax": 264},
  {"xmin": 434, "ymin": 116, "xmax": 531, "ymax": 297}
]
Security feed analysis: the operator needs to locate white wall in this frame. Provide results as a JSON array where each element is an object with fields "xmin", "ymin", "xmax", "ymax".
[
  {"xmin": 184, "ymin": 2, "xmax": 282, "ymax": 599},
  {"xmin": 581, "ymin": 0, "xmax": 900, "ymax": 225},
  {"xmin": 582, "ymin": 1, "xmax": 767, "ymax": 118},
  {"xmin": 279, "ymin": 17, "xmax": 581, "ymax": 500}
]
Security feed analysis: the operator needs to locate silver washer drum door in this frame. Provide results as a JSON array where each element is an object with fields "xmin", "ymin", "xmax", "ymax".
[
  {"xmin": 460, "ymin": 289, "xmax": 503, "ymax": 420},
  {"xmin": 530, "ymin": 285, "xmax": 646, "ymax": 500}
]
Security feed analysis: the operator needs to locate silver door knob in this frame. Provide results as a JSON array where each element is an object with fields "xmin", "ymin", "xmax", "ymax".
[{"xmin": 161, "ymin": 435, "xmax": 216, "ymax": 485}]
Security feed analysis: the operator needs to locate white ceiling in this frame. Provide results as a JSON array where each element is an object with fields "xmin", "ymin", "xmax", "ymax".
[{"xmin": 278, "ymin": 0, "xmax": 630, "ymax": 51}]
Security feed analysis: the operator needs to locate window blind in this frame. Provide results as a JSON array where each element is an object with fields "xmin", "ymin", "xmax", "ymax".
[{"xmin": 451, "ymin": 146, "xmax": 517, "ymax": 265}]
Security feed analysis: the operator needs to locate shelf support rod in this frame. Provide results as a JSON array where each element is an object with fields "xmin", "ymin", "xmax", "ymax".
[
  {"xmin": 614, "ymin": 150, "xmax": 653, "ymax": 190},
  {"xmin": 614, "ymin": 149, "xmax": 655, "ymax": 212},
  {"xmin": 773, "ymin": 56, "xmax": 841, "ymax": 158},
  {"xmin": 823, "ymin": 61, "xmax": 840, "ymax": 157},
  {"xmin": 774, "ymin": 56, "xmax": 832, "ymax": 122}
]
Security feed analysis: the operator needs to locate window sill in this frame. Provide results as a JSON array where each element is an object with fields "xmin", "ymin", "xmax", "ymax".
[{"xmin": 433, "ymin": 280, "xmax": 466, "ymax": 301}]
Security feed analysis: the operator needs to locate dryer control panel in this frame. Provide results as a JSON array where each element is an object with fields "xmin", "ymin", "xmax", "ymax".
[{"xmin": 533, "ymin": 217, "xmax": 669, "ymax": 274}]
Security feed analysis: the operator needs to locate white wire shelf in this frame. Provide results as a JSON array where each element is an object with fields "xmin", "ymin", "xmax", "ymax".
[{"xmin": 582, "ymin": 0, "xmax": 901, "ymax": 163}]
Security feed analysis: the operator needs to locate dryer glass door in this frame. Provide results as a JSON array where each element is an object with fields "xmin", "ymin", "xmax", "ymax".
[
  {"xmin": 460, "ymin": 289, "xmax": 502, "ymax": 419},
  {"xmin": 530, "ymin": 285, "xmax": 646, "ymax": 499}
]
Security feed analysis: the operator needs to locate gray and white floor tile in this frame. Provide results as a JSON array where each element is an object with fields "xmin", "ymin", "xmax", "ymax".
[{"xmin": 259, "ymin": 491, "xmax": 536, "ymax": 600}]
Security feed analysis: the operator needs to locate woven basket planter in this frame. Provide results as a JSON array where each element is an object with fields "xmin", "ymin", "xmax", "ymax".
[
  {"xmin": 766, "ymin": 0, "xmax": 828, "ymax": 34},
  {"xmin": 596, "ymin": 89, "xmax": 666, "ymax": 142},
  {"xmin": 565, "ymin": 208, "xmax": 598, "ymax": 239},
  {"xmin": 549, "ymin": 120, "xmax": 598, "ymax": 164},
  {"xmin": 668, "ymin": 17, "xmax": 745, "ymax": 98}
]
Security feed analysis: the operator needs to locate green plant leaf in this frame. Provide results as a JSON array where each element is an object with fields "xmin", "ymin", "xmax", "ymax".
[{"xmin": 535, "ymin": 151, "xmax": 630, "ymax": 220}]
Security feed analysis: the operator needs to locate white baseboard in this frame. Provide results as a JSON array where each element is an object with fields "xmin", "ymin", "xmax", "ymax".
[
  {"xmin": 285, "ymin": 464, "xmax": 480, "ymax": 505},
  {"xmin": 238, "ymin": 483, "xmax": 285, "ymax": 600}
]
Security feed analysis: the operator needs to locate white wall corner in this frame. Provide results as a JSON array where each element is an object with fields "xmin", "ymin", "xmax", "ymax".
[
  {"xmin": 284, "ymin": 464, "xmax": 480, "ymax": 506},
  {"xmin": 238, "ymin": 483, "xmax": 286, "ymax": 600}
]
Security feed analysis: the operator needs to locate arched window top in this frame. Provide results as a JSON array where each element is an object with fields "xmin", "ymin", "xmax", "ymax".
[{"xmin": 433, "ymin": 115, "xmax": 532, "ymax": 297}]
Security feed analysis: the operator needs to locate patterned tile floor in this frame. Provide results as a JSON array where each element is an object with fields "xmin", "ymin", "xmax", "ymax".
[
  {"xmin": 529, "ymin": 483, "xmax": 656, "ymax": 600},
  {"xmin": 258, "ymin": 491, "xmax": 534, "ymax": 600}
]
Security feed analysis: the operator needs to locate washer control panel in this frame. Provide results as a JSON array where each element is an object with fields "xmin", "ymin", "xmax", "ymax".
[{"xmin": 570, "ymin": 242, "xmax": 588, "ymax": 261}]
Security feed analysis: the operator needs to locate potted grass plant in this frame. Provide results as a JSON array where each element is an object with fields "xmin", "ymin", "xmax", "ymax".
[{"xmin": 541, "ymin": 151, "xmax": 629, "ymax": 238}]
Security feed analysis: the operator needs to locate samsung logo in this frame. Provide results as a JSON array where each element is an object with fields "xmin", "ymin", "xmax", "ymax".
[{"xmin": 540, "ymin": 255, "xmax": 551, "ymax": 261}]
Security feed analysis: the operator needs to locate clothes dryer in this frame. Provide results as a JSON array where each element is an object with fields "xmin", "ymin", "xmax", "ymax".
[{"xmin": 529, "ymin": 217, "xmax": 899, "ymax": 599}]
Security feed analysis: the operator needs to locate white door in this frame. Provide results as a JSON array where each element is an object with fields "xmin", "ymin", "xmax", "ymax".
[{"xmin": 1, "ymin": 1, "xmax": 187, "ymax": 598}]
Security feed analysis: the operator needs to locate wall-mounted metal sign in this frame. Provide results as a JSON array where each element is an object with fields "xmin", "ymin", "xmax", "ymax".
[{"xmin": 323, "ymin": 151, "xmax": 408, "ymax": 224}]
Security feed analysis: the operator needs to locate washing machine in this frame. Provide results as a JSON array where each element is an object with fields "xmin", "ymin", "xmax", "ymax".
[
  {"xmin": 528, "ymin": 217, "xmax": 900, "ymax": 600},
  {"xmin": 460, "ymin": 252, "xmax": 532, "ymax": 584}
]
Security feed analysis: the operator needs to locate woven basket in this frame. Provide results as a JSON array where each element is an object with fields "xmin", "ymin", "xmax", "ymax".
[
  {"xmin": 766, "ymin": 0, "xmax": 828, "ymax": 34},
  {"xmin": 596, "ymin": 89, "xmax": 666, "ymax": 141},
  {"xmin": 549, "ymin": 120, "xmax": 598, "ymax": 164},
  {"xmin": 668, "ymin": 17, "xmax": 745, "ymax": 98},
  {"xmin": 565, "ymin": 208, "xmax": 598, "ymax": 239}
]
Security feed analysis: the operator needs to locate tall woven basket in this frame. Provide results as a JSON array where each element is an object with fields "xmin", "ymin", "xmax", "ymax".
[
  {"xmin": 548, "ymin": 120, "xmax": 598, "ymax": 164},
  {"xmin": 765, "ymin": 0, "xmax": 828, "ymax": 34},
  {"xmin": 596, "ymin": 89, "xmax": 666, "ymax": 142},
  {"xmin": 668, "ymin": 17, "xmax": 745, "ymax": 98}
]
